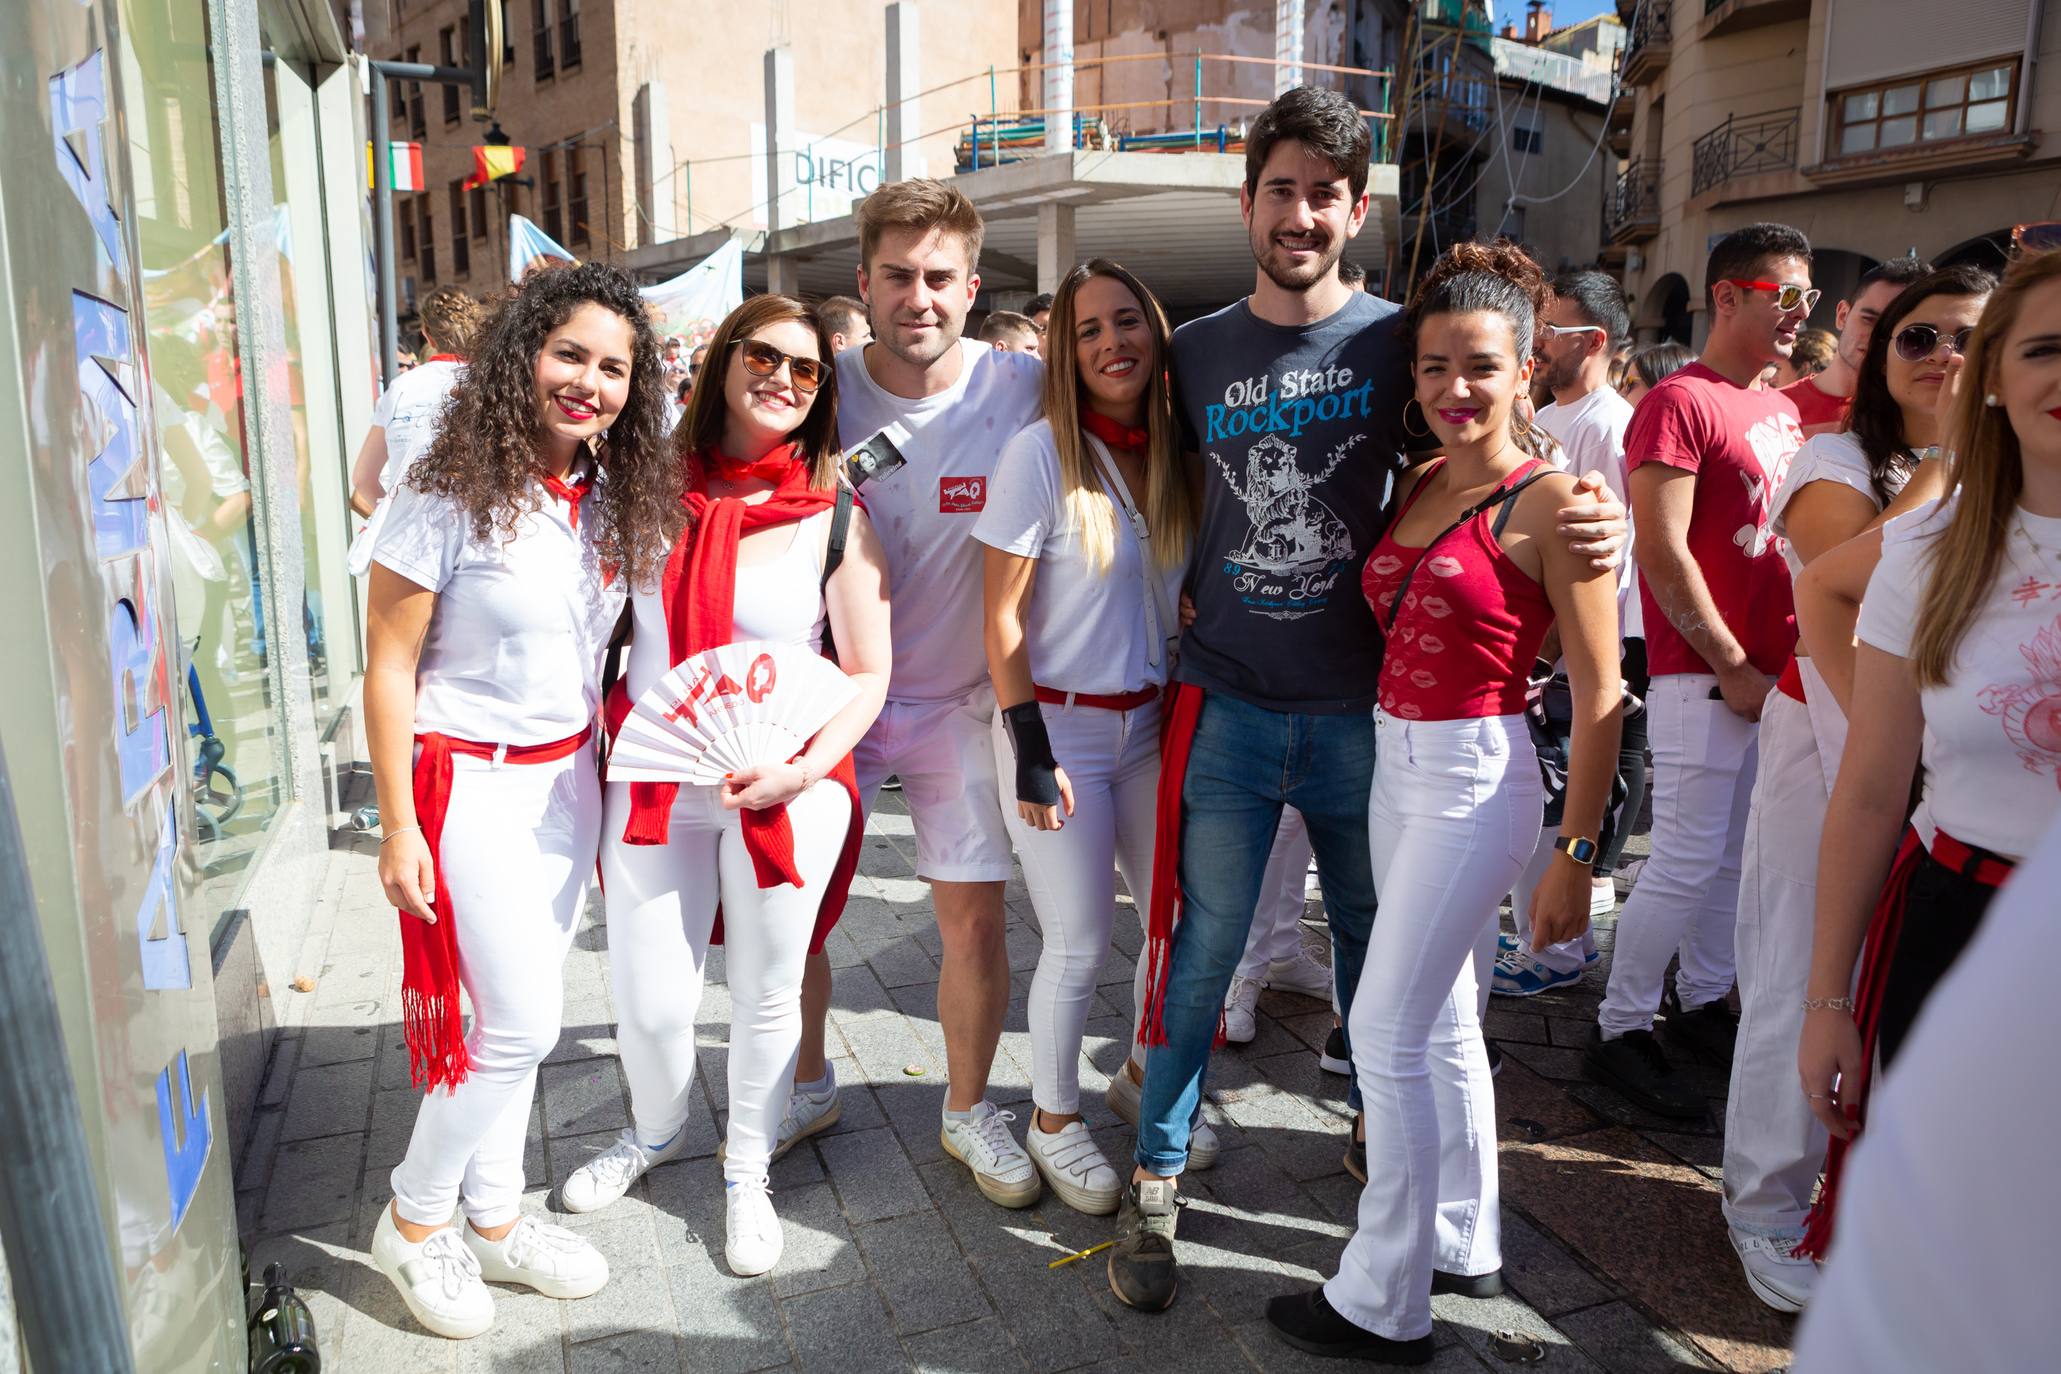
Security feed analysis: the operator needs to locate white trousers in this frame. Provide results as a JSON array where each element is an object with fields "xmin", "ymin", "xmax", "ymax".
[
  {"xmin": 1236, "ymin": 810, "xmax": 1315, "ymax": 982},
  {"xmin": 390, "ymin": 750, "xmax": 601, "ymax": 1229},
  {"xmin": 1597, "ymin": 674, "xmax": 1760, "ymax": 1038},
  {"xmin": 1328, "ymin": 712, "xmax": 1539, "ymax": 1341},
  {"xmin": 601, "ymin": 778, "xmax": 853, "ymax": 1182},
  {"xmin": 1724, "ymin": 664, "xmax": 1839, "ymax": 1240},
  {"xmin": 993, "ymin": 699, "xmax": 1157, "ymax": 1114},
  {"xmin": 1507, "ymin": 826, "xmax": 1599, "ymax": 976}
]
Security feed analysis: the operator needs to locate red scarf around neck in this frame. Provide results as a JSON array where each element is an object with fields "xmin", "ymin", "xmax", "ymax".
[
  {"xmin": 1081, "ymin": 407, "xmax": 1150, "ymax": 454},
  {"xmin": 540, "ymin": 465, "xmax": 592, "ymax": 529},
  {"xmin": 605, "ymin": 445, "xmax": 866, "ymax": 953}
]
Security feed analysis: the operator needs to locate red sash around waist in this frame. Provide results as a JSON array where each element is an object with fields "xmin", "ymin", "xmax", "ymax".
[
  {"xmin": 1034, "ymin": 684, "xmax": 1162, "ymax": 713},
  {"xmin": 1776, "ymin": 655, "xmax": 1806, "ymax": 704}
]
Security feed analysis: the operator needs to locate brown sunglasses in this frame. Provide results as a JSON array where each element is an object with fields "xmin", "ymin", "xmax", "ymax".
[{"xmin": 730, "ymin": 337, "xmax": 828, "ymax": 393}]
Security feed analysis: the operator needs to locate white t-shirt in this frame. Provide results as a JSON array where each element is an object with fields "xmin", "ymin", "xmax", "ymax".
[
  {"xmin": 834, "ymin": 337, "xmax": 1045, "ymax": 703},
  {"xmin": 372, "ymin": 477, "xmax": 623, "ymax": 746},
  {"xmin": 1771, "ymin": 431, "xmax": 1904, "ymax": 578},
  {"xmin": 973, "ymin": 420, "xmax": 1184, "ymax": 695},
  {"xmin": 1792, "ymin": 809, "xmax": 2061, "ymax": 1374},
  {"xmin": 349, "ymin": 359, "xmax": 465, "ymax": 576},
  {"xmin": 1857, "ymin": 495, "xmax": 2061, "ymax": 860},
  {"xmin": 623, "ymin": 507, "xmax": 831, "ymax": 706},
  {"xmin": 1536, "ymin": 385, "xmax": 1640, "ymax": 638}
]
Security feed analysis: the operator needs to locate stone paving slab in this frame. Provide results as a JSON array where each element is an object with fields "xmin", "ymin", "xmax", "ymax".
[{"xmin": 236, "ymin": 782, "xmax": 1792, "ymax": 1372}]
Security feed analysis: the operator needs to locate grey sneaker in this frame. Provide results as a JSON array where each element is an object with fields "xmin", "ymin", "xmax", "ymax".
[{"xmin": 1107, "ymin": 1178, "xmax": 1183, "ymax": 1311}]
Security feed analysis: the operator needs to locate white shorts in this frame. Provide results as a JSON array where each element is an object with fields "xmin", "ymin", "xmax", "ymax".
[{"xmin": 855, "ymin": 686, "xmax": 1013, "ymax": 883}]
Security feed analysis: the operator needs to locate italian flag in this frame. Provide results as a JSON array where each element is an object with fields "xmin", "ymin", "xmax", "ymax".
[
  {"xmin": 464, "ymin": 145, "xmax": 527, "ymax": 191},
  {"xmin": 367, "ymin": 141, "xmax": 425, "ymax": 192}
]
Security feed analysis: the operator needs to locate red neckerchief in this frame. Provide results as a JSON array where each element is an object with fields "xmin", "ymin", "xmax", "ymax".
[
  {"xmin": 425, "ymin": 352, "xmax": 463, "ymax": 364},
  {"xmin": 540, "ymin": 465, "xmax": 592, "ymax": 529},
  {"xmin": 706, "ymin": 441, "xmax": 804, "ymax": 484},
  {"xmin": 1082, "ymin": 407, "xmax": 1150, "ymax": 453}
]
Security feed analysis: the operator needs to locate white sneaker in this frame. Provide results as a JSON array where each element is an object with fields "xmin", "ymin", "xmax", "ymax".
[
  {"xmin": 371, "ymin": 1204, "xmax": 494, "ymax": 1340},
  {"xmin": 1027, "ymin": 1117, "xmax": 1122, "ymax": 1215},
  {"xmin": 1730, "ymin": 1231, "xmax": 1817, "ymax": 1313},
  {"xmin": 562, "ymin": 1128, "xmax": 687, "ymax": 1214},
  {"xmin": 939, "ymin": 1102, "xmax": 1042, "ymax": 1208},
  {"xmin": 1223, "ymin": 974, "xmax": 1264, "ymax": 1043},
  {"xmin": 462, "ymin": 1215, "xmax": 609, "ymax": 1299},
  {"xmin": 724, "ymin": 1179, "xmax": 784, "ymax": 1277},
  {"xmin": 1590, "ymin": 877, "xmax": 1618, "ymax": 918},
  {"xmin": 720, "ymin": 1069, "xmax": 843, "ymax": 1169},
  {"xmin": 1103, "ymin": 1064, "xmax": 1219, "ymax": 1169},
  {"xmin": 1266, "ymin": 950, "xmax": 1333, "ymax": 1000}
]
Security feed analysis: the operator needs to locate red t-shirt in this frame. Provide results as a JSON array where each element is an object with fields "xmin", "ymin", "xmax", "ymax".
[
  {"xmin": 1628, "ymin": 362, "xmax": 1805, "ymax": 677},
  {"xmin": 1781, "ymin": 374, "xmax": 1849, "ymax": 438}
]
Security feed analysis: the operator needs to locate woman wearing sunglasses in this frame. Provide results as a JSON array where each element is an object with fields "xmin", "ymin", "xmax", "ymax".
[
  {"xmin": 1792, "ymin": 246, "xmax": 2061, "ymax": 1257},
  {"xmin": 562, "ymin": 295, "xmax": 892, "ymax": 1277},
  {"xmin": 976, "ymin": 259, "xmax": 1198, "ymax": 1216},
  {"xmin": 1720, "ymin": 264, "xmax": 1992, "ymax": 1311}
]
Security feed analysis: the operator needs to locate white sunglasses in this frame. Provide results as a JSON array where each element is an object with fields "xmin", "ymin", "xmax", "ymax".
[{"xmin": 1540, "ymin": 324, "xmax": 1606, "ymax": 340}]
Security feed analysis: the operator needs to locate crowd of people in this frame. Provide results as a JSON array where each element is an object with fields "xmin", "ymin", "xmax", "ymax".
[{"xmin": 341, "ymin": 81, "xmax": 2061, "ymax": 1366}]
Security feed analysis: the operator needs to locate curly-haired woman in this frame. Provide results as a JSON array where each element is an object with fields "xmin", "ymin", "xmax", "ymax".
[
  {"xmin": 364, "ymin": 263, "xmax": 679, "ymax": 1339},
  {"xmin": 558, "ymin": 295, "xmax": 891, "ymax": 1279}
]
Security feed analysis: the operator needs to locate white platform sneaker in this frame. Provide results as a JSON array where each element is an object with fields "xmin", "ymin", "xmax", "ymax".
[
  {"xmin": 1027, "ymin": 1117, "xmax": 1122, "ymax": 1215},
  {"xmin": 940, "ymin": 1102, "xmax": 1042, "ymax": 1208},
  {"xmin": 371, "ymin": 1204, "xmax": 494, "ymax": 1340},
  {"xmin": 462, "ymin": 1215, "xmax": 610, "ymax": 1300}
]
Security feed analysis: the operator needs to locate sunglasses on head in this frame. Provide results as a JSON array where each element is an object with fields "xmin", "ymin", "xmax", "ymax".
[
  {"xmin": 2012, "ymin": 221, "xmax": 2061, "ymax": 255},
  {"xmin": 730, "ymin": 337, "xmax": 827, "ymax": 393},
  {"xmin": 1723, "ymin": 279, "xmax": 1821, "ymax": 314},
  {"xmin": 1892, "ymin": 322, "xmax": 1975, "ymax": 363}
]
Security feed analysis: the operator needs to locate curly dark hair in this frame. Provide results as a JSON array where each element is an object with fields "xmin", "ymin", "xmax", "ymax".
[
  {"xmin": 408, "ymin": 261, "xmax": 676, "ymax": 589},
  {"xmin": 1406, "ymin": 239, "xmax": 1557, "ymax": 463}
]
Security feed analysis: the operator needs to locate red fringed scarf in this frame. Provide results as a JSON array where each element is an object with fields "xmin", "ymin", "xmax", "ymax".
[
  {"xmin": 1137, "ymin": 682, "xmax": 1225, "ymax": 1049},
  {"xmin": 1081, "ymin": 407, "xmax": 1150, "ymax": 453},
  {"xmin": 1795, "ymin": 827, "xmax": 2013, "ymax": 1259},
  {"xmin": 404, "ymin": 726, "xmax": 594, "ymax": 1091},
  {"xmin": 606, "ymin": 444, "xmax": 865, "ymax": 953}
]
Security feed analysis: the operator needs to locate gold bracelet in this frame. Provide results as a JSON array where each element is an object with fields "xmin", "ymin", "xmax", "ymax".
[{"xmin": 1801, "ymin": 996, "xmax": 1855, "ymax": 1013}]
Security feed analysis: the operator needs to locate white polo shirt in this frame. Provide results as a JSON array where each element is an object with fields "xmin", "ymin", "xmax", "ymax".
[
  {"xmin": 372, "ymin": 478, "xmax": 623, "ymax": 746},
  {"xmin": 834, "ymin": 337, "xmax": 1044, "ymax": 704},
  {"xmin": 973, "ymin": 419, "xmax": 1183, "ymax": 696}
]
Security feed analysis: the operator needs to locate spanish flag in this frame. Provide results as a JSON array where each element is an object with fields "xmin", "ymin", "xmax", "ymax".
[{"xmin": 464, "ymin": 145, "xmax": 527, "ymax": 191}]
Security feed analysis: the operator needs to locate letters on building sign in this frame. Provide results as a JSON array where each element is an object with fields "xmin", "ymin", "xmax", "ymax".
[{"xmin": 53, "ymin": 44, "xmax": 210, "ymax": 1241}]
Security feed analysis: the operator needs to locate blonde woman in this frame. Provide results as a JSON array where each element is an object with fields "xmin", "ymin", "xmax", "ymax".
[
  {"xmin": 1793, "ymin": 246, "xmax": 2061, "ymax": 1257},
  {"xmin": 977, "ymin": 259, "xmax": 1198, "ymax": 1213}
]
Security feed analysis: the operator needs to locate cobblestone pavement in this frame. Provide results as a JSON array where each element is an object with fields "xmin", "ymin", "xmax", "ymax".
[{"xmin": 239, "ymin": 779, "xmax": 1797, "ymax": 1373}]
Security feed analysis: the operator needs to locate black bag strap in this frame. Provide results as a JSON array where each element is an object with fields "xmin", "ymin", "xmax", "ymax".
[
  {"xmin": 599, "ymin": 601, "xmax": 632, "ymax": 708},
  {"xmin": 1381, "ymin": 468, "xmax": 1552, "ymax": 635},
  {"xmin": 822, "ymin": 483, "xmax": 855, "ymax": 592}
]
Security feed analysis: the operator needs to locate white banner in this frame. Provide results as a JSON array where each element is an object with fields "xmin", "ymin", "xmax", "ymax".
[
  {"xmin": 749, "ymin": 124, "xmax": 912, "ymax": 228},
  {"xmin": 639, "ymin": 238, "xmax": 744, "ymax": 345}
]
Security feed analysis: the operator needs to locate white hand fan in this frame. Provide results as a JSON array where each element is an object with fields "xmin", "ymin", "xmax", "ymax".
[{"xmin": 608, "ymin": 640, "xmax": 858, "ymax": 785}]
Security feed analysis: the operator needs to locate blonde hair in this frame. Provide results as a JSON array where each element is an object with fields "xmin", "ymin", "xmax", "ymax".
[
  {"xmin": 418, "ymin": 285, "xmax": 486, "ymax": 356},
  {"xmin": 856, "ymin": 178, "xmax": 984, "ymax": 275},
  {"xmin": 1909, "ymin": 248, "xmax": 2061, "ymax": 687},
  {"xmin": 1041, "ymin": 259, "xmax": 1194, "ymax": 575}
]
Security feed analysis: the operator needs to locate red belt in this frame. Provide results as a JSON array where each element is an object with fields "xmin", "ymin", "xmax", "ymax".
[
  {"xmin": 1927, "ymin": 829, "xmax": 2016, "ymax": 887},
  {"xmin": 1776, "ymin": 655, "xmax": 1806, "ymax": 704},
  {"xmin": 1034, "ymin": 684, "xmax": 1161, "ymax": 713},
  {"xmin": 400, "ymin": 725, "xmax": 594, "ymax": 1091}
]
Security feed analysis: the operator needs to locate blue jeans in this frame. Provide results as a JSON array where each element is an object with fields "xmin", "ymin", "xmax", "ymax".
[{"xmin": 1135, "ymin": 693, "xmax": 1378, "ymax": 1175}]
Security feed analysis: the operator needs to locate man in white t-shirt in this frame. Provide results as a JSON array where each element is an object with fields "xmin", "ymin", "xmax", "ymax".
[
  {"xmin": 348, "ymin": 286, "xmax": 483, "ymax": 575},
  {"xmin": 776, "ymin": 180, "xmax": 1048, "ymax": 1208},
  {"xmin": 1494, "ymin": 271, "xmax": 1642, "ymax": 996}
]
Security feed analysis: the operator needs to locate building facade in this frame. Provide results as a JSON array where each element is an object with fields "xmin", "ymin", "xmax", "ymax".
[{"xmin": 1604, "ymin": 0, "xmax": 2055, "ymax": 344}]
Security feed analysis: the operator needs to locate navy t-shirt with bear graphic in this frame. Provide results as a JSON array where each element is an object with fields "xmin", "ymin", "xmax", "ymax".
[{"xmin": 1170, "ymin": 291, "xmax": 1413, "ymax": 714}]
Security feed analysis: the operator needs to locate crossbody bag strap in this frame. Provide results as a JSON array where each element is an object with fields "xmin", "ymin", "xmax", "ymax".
[
  {"xmin": 819, "ymin": 484, "xmax": 856, "ymax": 664},
  {"xmin": 1381, "ymin": 468, "xmax": 1552, "ymax": 635},
  {"xmin": 599, "ymin": 601, "xmax": 632, "ymax": 707}
]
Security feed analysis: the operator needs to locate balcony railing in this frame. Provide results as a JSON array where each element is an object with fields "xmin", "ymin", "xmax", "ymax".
[
  {"xmin": 1620, "ymin": 3, "xmax": 1672, "ymax": 85},
  {"xmin": 1692, "ymin": 106, "xmax": 1800, "ymax": 195},
  {"xmin": 1605, "ymin": 159, "xmax": 1660, "ymax": 242}
]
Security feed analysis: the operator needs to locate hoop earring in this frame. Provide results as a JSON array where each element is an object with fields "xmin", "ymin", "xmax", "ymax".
[{"xmin": 1403, "ymin": 403, "xmax": 1431, "ymax": 439}]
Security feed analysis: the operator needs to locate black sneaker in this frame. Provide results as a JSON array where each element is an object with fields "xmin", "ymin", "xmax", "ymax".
[
  {"xmin": 1265, "ymin": 1288, "xmax": 1434, "ymax": 1364},
  {"xmin": 1431, "ymin": 1268, "xmax": 1504, "ymax": 1298},
  {"xmin": 879, "ymin": 774, "xmax": 903, "ymax": 792},
  {"xmin": 1343, "ymin": 1115, "xmax": 1366, "ymax": 1183},
  {"xmin": 1583, "ymin": 1026, "xmax": 1706, "ymax": 1120},
  {"xmin": 1487, "ymin": 1040, "xmax": 1504, "ymax": 1077},
  {"xmin": 1107, "ymin": 1179, "xmax": 1182, "ymax": 1311},
  {"xmin": 1666, "ymin": 994, "xmax": 1739, "ymax": 1066},
  {"xmin": 1319, "ymin": 1025, "xmax": 1351, "ymax": 1076}
]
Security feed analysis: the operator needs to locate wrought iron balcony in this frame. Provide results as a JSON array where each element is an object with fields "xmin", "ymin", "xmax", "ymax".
[
  {"xmin": 1620, "ymin": 3, "xmax": 1672, "ymax": 86},
  {"xmin": 1692, "ymin": 107, "xmax": 1800, "ymax": 196},
  {"xmin": 1606, "ymin": 159, "xmax": 1660, "ymax": 243}
]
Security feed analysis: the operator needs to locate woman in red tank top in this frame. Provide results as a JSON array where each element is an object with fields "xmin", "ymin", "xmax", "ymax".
[{"xmin": 1271, "ymin": 243, "xmax": 1624, "ymax": 1360}]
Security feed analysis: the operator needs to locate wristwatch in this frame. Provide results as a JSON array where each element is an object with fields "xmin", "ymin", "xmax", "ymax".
[{"xmin": 1553, "ymin": 834, "xmax": 1598, "ymax": 867}]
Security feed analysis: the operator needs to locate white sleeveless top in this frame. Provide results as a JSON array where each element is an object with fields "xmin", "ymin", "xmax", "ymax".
[{"xmin": 623, "ymin": 507, "xmax": 832, "ymax": 705}]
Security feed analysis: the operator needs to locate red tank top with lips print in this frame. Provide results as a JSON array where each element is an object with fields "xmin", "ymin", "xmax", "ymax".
[{"xmin": 1362, "ymin": 458, "xmax": 1557, "ymax": 721}]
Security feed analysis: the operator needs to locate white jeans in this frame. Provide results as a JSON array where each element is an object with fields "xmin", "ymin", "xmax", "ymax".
[
  {"xmin": 1507, "ymin": 826, "xmax": 1599, "ymax": 976},
  {"xmin": 993, "ymin": 698, "xmax": 1157, "ymax": 1114},
  {"xmin": 390, "ymin": 751, "xmax": 601, "ymax": 1229},
  {"xmin": 1597, "ymin": 674, "xmax": 1760, "ymax": 1038},
  {"xmin": 601, "ymin": 778, "xmax": 853, "ymax": 1182},
  {"xmin": 1236, "ymin": 810, "xmax": 1315, "ymax": 982},
  {"xmin": 1724, "ymin": 666, "xmax": 1838, "ymax": 1240},
  {"xmin": 1328, "ymin": 711, "xmax": 1539, "ymax": 1341}
]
